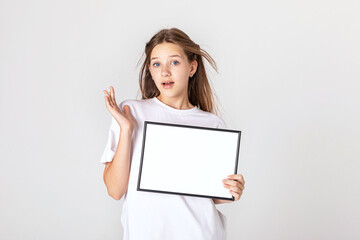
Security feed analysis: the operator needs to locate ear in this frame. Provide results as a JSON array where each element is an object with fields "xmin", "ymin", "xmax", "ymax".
[{"xmin": 190, "ymin": 60, "xmax": 198, "ymax": 74}]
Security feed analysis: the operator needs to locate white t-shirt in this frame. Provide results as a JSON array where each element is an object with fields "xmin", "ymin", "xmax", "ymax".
[{"xmin": 101, "ymin": 96, "xmax": 228, "ymax": 240}]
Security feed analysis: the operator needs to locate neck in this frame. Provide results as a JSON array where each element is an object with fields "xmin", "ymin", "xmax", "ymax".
[{"xmin": 157, "ymin": 95, "xmax": 194, "ymax": 110}]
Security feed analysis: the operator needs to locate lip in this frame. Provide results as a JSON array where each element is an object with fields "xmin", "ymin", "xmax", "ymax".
[{"xmin": 161, "ymin": 81, "xmax": 174, "ymax": 89}]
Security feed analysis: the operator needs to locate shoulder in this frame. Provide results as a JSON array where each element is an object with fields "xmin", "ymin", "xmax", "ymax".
[
  {"xmin": 117, "ymin": 98, "xmax": 152, "ymax": 110},
  {"xmin": 194, "ymin": 108, "xmax": 227, "ymax": 129},
  {"xmin": 215, "ymin": 116, "xmax": 227, "ymax": 129}
]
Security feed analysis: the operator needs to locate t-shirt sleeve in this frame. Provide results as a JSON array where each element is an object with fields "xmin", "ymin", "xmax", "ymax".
[
  {"xmin": 100, "ymin": 116, "xmax": 120, "ymax": 164},
  {"xmin": 100, "ymin": 100, "xmax": 128, "ymax": 165},
  {"xmin": 217, "ymin": 117, "xmax": 228, "ymax": 129}
]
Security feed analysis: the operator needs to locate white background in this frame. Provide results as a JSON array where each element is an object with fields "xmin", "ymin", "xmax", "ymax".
[{"xmin": 0, "ymin": 0, "xmax": 359, "ymax": 239}]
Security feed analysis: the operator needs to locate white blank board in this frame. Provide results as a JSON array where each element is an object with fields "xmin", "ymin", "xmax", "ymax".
[{"xmin": 137, "ymin": 121, "xmax": 241, "ymax": 200}]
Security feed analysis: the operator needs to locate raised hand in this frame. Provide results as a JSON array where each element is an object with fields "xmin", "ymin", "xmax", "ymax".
[{"xmin": 103, "ymin": 86, "xmax": 135, "ymax": 132}]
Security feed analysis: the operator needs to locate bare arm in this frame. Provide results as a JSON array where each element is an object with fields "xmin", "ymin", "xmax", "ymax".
[
  {"xmin": 102, "ymin": 86, "xmax": 135, "ymax": 201},
  {"xmin": 103, "ymin": 128, "xmax": 132, "ymax": 200}
]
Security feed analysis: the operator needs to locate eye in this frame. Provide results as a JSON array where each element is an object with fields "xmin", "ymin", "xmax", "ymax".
[
  {"xmin": 152, "ymin": 62, "xmax": 160, "ymax": 67},
  {"xmin": 172, "ymin": 60, "xmax": 179, "ymax": 65}
]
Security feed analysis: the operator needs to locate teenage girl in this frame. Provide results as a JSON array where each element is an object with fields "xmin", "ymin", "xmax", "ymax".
[{"xmin": 101, "ymin": 28, "xmax": 245, "ymax": 240}]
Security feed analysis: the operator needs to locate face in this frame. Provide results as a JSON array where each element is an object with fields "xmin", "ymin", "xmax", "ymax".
[{"xmin": 148, "ymin": 42, "xmax": 197, "ymax": 100}]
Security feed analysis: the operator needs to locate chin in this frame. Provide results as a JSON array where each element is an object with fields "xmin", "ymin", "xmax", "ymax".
[{"xmin": 160, "ymin": 91, "xmax": 180, "ymax": 98}]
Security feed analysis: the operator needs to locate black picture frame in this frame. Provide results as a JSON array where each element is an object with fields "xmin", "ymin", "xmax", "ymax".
[{"xmin": 137, "ymin": 121, "xmax": 241, "ymax": 201}]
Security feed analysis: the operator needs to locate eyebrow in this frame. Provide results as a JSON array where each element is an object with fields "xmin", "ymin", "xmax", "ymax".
[{"xmin": 150, "ymin": 55, "xmax": 182, "ymax": 60}]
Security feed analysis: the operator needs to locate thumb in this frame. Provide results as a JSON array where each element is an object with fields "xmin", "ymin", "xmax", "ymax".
[{"xmin": 123, "ymin": 105, "xmax": 131, "ymax": 115}]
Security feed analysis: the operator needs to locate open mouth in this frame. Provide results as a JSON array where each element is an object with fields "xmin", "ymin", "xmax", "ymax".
[
  {"xmin": 162, "ymin": 81, "xmax": 174, "ymax": 88},
  {"xmin": 162, "ymin": 81, "xmax": 174, "ymax": 86}
]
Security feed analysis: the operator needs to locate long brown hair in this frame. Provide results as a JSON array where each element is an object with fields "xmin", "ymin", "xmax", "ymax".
[{"xmin": 137, "ymin": 28, "xmax": 221, "ymax": 116}]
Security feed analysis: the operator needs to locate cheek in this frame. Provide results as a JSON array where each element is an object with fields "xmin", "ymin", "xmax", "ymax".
[
  {"xmin": 148, "ymin": 69, "xmax": 156, "ymax": 80},
  {"xmin": 179, "ymin": 69, "xmax": 191, "ymax": 81},
  {"xmin": 175, "ymin": 66, "xmax": 189, "ymax": 78},
  {"xmin": 149, "ymin": 69, "xmax": 161, "ymax": 85},
  {"xmin": 149, "ymin": 68, "xmax": 159, "ymax": 77}
]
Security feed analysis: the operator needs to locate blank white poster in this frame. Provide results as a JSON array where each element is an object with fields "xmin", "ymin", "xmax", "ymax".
[{"xmin": 137, "ymin": 121, "xmax": 241, "ymax": 200}]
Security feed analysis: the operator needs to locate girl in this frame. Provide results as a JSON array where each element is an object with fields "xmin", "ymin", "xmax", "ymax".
[{"xmin": 101, "ymin": 28, "xmax": 245, "ymax": 240}]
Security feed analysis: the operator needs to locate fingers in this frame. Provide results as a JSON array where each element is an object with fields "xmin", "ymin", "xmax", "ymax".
[
  {"xmin": 227, "ymin": 174, "xmax": 245, "ymax": 185},
  {"xmin": 230, "ymin": 190, "xmax": 241, "ymax": 201},
  {"xmin": 223, "ymin": 180, "xmax": 244, "ymax": 192},
  {"xmin": 222, "ymin": 178, "xmax": 244, "ymax": 188},
  {"xmin": 110, "ymin": 86, "xmax": 116, "ymax": 103},
  {"xmin": 224, "ymin": 184, "xmax": 243, "ymax": 194},
  {"xmin": 223, "ymin": 177, "xmax": 244, "ymax": 201},
  {"xmin": 103, "ymin": 90, "xmax": 113, "ymax": 108},
  {"xmin": 223, "ymin": 174, "xmax": 245, "ymax": 192},
  {"xmin": 104, "ymin": 86, "xmax": 117, "ymax": 108}
]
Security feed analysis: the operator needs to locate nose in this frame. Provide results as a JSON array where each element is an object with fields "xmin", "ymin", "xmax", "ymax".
[{"xmin": 161, "ymin": 65, "xmax": 171, "ymax": 77}]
